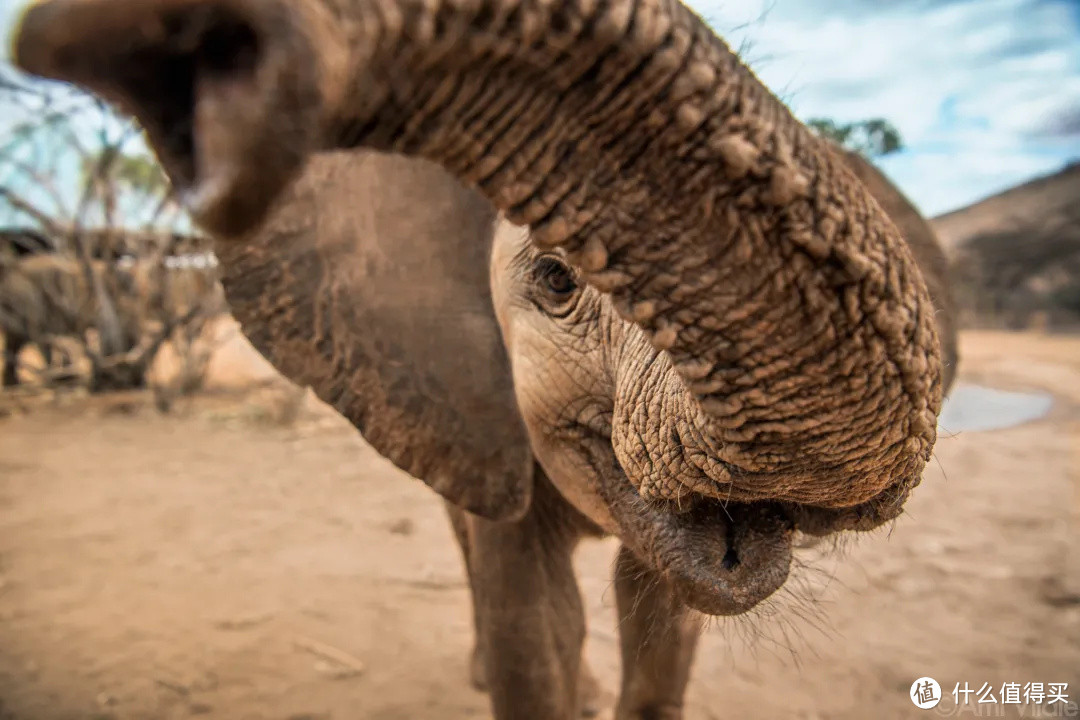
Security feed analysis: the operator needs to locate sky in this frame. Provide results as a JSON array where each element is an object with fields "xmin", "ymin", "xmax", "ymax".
[
  {"xmin": 1, "ymin": 0, "xmax": 1078, "ymax": 217},
  {"xmin": 695, "ymin": 0, "xmax": 1080, "ymax": 215}
]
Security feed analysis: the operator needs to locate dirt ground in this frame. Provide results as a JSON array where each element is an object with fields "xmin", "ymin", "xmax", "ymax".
[{"xmin": 0, "ymin": 327, "xmax": 1077, "ymax": 720}]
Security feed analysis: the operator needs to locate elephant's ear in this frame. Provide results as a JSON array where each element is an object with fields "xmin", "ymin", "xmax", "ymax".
[{"xmin": 217, "ymin": 151, "xmax": 534, "ymax": 520}]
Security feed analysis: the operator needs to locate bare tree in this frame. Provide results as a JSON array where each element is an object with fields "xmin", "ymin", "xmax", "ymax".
[{"xmin": 0, "ymin": 64, "xmax": 221, "ymax": 392}]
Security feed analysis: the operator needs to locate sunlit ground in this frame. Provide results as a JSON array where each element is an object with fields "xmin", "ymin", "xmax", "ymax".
[{"xmin": 0, "ymin": 328, "xmax": 1077, "ymax": 720}]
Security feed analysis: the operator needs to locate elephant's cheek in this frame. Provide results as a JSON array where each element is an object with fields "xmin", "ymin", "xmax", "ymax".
[
  {"xmin": 534, "ymin": 446, "xmax": 620, "ymax": 534},
  {"xmin": 514, "ymin": 390, "xmax": 617, "ymax": 533},
  {"xmin": 509, "ymin": 333, "xmax": 620, "ymax": 532}
]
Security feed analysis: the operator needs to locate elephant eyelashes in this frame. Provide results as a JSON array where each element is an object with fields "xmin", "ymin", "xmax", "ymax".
[{"xmin": 532, "ymin": 255, "xmax": 580, "ymax": 316}]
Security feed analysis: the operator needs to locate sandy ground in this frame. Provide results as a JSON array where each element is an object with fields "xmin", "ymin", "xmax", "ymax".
[{"xmin": 0, "ymin": 328, "xmax": 1078, "ymax": 720}]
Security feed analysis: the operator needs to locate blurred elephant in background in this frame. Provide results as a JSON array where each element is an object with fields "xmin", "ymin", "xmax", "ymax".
[
  {"xmin": 0, "ymin": 234, "xmax": 220, "ymax": 387},
  {"xmin": 0, "ymin": 251, "xmax": 127, "ymax": 386},
  {"xmin": 14, "ymin": 0, "xmax": 957, "ymax": 717}
]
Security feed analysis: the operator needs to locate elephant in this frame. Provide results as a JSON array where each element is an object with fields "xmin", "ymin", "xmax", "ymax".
[
  {"xmin": 13, "ymin": 0, "xmax": 957, "ymax": 717},
  {"xmin": 0, "ymin": 228, "xmax": 55, "ymax": 259},
  {"xmin": 0, "ymin": 252, "xmax": 104, "ymax": 387},
  {"xmin": 0, "ymin": 239, "xmax": 221, "ymax": 387}
]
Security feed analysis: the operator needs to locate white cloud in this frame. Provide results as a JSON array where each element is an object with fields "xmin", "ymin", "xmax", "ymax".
[
  {"xmin": 690, "ymin": 0, "xmax": 1080, "ymax": 215},
  {"xmin": 1, "ymin": 0, "xmax": 1078, "ymax": 217}
]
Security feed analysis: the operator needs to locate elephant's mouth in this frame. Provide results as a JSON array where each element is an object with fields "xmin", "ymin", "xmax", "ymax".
[
  {"xmin": 580, "ymin": 436, "xmax": 899, "ymax": 616},
  {"xmin": 575, "ymin": 437, "xmax": 789, "ymax": 616}
]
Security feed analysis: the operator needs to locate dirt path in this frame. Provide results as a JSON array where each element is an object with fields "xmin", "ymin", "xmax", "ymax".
[{"xmin": 1, "ymin": 330, "xmax": 1078, "ymax": 720}]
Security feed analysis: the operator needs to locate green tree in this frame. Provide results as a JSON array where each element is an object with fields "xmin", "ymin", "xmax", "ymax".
[{"xmin": 806, "ymin": 117, "xmax": 904, "ymax": 158}]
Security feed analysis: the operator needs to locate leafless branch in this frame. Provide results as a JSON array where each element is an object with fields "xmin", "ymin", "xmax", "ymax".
[
  {"xmin": 68, "ymin": 124, "xmax": 141, "ymax": 357},
  {"xmin": 0, "ymin": 154, "xmax": 74, "ymax": 223},
  {"xmin": 0, "ymin": 185, "xmax": 66, "ymax": 236},
  {"xmin": 129, "ymin": 298, "xmax": 208, "ymax": 371}
]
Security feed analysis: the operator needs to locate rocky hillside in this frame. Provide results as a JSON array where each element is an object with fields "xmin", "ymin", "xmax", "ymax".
[{"xmin": 931, "ymin": 162, "xmax": 1080, "ymax": 329}]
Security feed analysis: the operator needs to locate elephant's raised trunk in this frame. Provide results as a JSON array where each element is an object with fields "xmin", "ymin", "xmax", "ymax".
[{"xmin": 13, "ymin": 0, "xmax": 942, "ymax": 516}]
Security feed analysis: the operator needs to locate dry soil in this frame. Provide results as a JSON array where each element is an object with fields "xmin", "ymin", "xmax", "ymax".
[{"xmin": 0, "ymin": 328, "xmax": 1077, "ymax": 720}]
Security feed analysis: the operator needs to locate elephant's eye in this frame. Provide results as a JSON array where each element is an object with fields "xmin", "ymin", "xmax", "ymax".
[
  {"xmin": 539, "ymin": 258, "xmax": 576, "ymax": 295},
  {"xmin": 532, "ymin": 255, "xmax": 579, "ymax": 315}
]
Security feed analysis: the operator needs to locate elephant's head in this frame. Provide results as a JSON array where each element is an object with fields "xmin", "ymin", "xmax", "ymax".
[{"xmin": 13, "ymin": 0, "xmax": 953, "ymax": 615}]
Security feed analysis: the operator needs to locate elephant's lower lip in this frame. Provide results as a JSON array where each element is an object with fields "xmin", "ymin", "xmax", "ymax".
[
  {"xmin": 649, "ymin": 500, "xmax": 795, "ymax": 616},
  {"xmin": 584, "ymin": 442, "xmax": 795, "ymax": 616}
]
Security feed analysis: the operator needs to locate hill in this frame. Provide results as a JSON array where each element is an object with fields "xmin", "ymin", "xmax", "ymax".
[{"xmin": 930, "ymin": 162, "xmax": 1080, "ymax": 329}]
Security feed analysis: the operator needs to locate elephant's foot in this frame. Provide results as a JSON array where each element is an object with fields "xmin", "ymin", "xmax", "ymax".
[
  {"xmin": 576, "ymin": 665, "xmax": 606, "ymax": 717},
  {"xmin": 615, "ymin": 706, "xmax": 684, "ymax": 720},
  {"xmin": 2, "ymin": 360, "xmax": 19, "ymax": 388},
  {"xmin": 469, "ymin": 646, "xmax": 606, "ymax": 717},
  {"xmin": 468, "ymin": 644, "xmax": 486, "ymax": 691}
]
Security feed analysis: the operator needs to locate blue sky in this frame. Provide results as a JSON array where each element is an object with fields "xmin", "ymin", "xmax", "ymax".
[
  {"xmin": 692, "ymin": 0, "xmax": 1080, "ymax": 215},
  {"xmin": 2, "ymin": 0, "xmax": 1079, "ymax": 217}
]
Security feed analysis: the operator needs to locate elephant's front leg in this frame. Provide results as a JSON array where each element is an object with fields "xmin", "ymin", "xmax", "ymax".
[
  {"xmin": 614, "ymin": 545, "xmax": 703, "ymax": 720},
  {"xmin": 443, "ymin": 501, "xmax": 491, "ymax": 692},
  {"xmin": 2, "ymin": 334, "xmax": 25, "ymax": 387},
  {"xmin": 453, "ymin": 479, "xmax": 588, "ymax": 719},
  {"xmin": 446, "ymin": 499, "xmax": 604, "ymax": 717}
]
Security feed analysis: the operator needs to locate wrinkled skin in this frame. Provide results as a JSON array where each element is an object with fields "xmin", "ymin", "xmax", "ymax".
[
  {"xmin": 13, "ymin": 0, "xmax": 956, "ymax": 717},
  {"xmin": 835, "ymin": 149, "xmax": 958, "ymax": 390}
]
